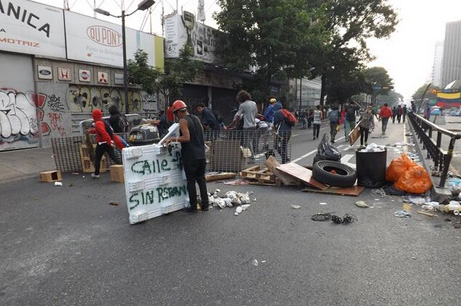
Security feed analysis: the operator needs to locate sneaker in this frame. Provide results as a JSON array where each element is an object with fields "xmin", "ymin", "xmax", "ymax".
[{"xmin": 91, "ymin": 173, "xmax": 100, "ymax": 179}]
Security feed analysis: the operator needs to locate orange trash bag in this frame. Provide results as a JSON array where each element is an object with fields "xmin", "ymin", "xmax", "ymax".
[
  {"xmin": 394, "ymin": 165, "xmax": 432, "ymax": 194},
  {"xmin": 386, "ymin": 154, "xmax": 416, "ymax": 182}
]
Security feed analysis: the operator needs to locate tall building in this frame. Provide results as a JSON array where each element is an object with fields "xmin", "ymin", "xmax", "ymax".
[
  {"xmin": 441, "ymin": 20, "xmax": 461, "ymax": 88},
  {"xmin": 432, "ymin": 41, "xmax": 444, "ymax": 87}
]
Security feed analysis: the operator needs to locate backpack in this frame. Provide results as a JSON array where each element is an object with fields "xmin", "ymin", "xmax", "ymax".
[
  {"xmin": 103, "ymin": 120, "xmax": 115, "ymax": 140},
  {"xmin": 119, "ymin": 114, "xmax": 130, "ymax": 133},
  {"xmin": 346, "ymin": 106, "xmax": 356, "ymax": 119},
  {"xmin": 329, "ymin": 109, "xmax": 339, "ymax": 123},
  {"xmin": 280, "ymin": 109, "xmax": 297, "ymax": 126}
]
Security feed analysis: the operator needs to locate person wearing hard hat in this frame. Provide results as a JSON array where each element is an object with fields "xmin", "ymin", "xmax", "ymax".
[{"xmin": 164, "ymin": 100, "xmax": 209, "ymax": 212}]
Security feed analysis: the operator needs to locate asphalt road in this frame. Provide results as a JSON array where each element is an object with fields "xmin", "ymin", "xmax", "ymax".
[{"xmin": 2, "ymin": 122, "xmax": 461, "ymax": 306}]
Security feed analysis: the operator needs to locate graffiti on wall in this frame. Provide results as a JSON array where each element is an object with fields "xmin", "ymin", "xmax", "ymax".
[
  {"xmin": 66, "ymin": 85, "xmax": 148, "ymax": 113},
  {"xmin": 0, "ymin": 89, "xmax": 39, "ymax": 145}
]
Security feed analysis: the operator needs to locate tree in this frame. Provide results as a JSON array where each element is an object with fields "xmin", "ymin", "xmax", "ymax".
[
  {"xmin": 412, "ymin": 84, "xmax": 439, "ymax": 102},
  {"xmin": 362, "ymin": 66, "xmax": 394, "ymax": 103},
  {"xmin": 309, "ymin": 0, "xmax": 398, "ymax": 107},
  {"xmin": 214, "ymin": 0, "xmax": 329, "ymax": 101},
  {"xmin": 128, "ymin": 45, "xmax": 202, "ymax": 110}
]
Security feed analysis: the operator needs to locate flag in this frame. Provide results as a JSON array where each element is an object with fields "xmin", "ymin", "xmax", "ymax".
[{"xmin": 436, "ymin": 91, "xmax": 461, "ymax": 108}]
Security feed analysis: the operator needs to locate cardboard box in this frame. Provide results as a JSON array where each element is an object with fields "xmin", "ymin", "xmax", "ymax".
[
  {"xmin": 40, "ymin": 170, "xmax": 62, "ymax": 182},
  {"xmin": 110, "ymin": 165, "xmax": 124, "ymax": 183}
]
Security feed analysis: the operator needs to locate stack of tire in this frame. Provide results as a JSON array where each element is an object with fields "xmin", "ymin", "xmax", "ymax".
[{"xmin": 312, "ymin": 160, "xmax": 357, "ymax": 188}]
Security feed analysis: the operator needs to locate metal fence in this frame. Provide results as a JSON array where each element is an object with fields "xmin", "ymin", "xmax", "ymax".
[
  {"xmin": 204, "ymin": 129, "xmax": 292, "ymax": 172},
  {"xmin": 408, "ymin": 112, "xmax": 461, "ymax": 187},
  {"xmin": 51, "ymin": 129, "xmax": 291, "ymax": 174}
]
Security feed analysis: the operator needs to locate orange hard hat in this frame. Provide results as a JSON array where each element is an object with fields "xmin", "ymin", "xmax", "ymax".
[{"xmin": 171, "ymin": 100, "xmax": 187, "ymax": 113}]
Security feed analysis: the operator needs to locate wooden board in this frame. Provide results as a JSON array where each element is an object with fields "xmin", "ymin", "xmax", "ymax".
[
  {"xmin": 276, "ymin": 162, "xmax": 328, "ymax": 190},
  {"xmin": 302, "ymin": 185, "xmax": 364, "ymax": 196},
  {"xmin": 264, "ymin": 156, "xmax": 298, "ymax": 186},
  {"xmin": 205, "ymin": 172, "xmax": 237, "ymax": 182}
]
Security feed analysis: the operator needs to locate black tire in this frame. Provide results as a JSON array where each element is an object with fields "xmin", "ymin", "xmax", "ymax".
[{"xmin": 312, "ymin": 160, "xmax": 357, "ymax": 187}]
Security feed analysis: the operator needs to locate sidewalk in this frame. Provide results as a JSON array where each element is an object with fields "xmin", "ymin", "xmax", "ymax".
[{"xmin": 0, "ymin": 147, "xmax": 56, "ymax": 183}]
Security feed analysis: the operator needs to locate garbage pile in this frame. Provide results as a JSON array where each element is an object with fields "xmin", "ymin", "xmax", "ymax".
[
  {"xmin": 207, "ymin": 189, "xmax": 252, "ymax": 216},
  {"xmin": 358, "ymin": 143, "xmax": 386, "ymax": 153},
  {"xmin": 386, "ymin": 153, "xmax": 432, "ymax": 194},
  {"xmin": 403, "ymin": 195, "xmax": 461, "ymax": 216}
]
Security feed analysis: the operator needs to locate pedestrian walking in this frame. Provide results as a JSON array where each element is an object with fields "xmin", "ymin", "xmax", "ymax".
[
  {"xmin": 307, "ymin": 109, "xmax": 314, "ymax": 128},
  {"xmin": 358, "ymin": 106, "xmax": 375, "ymax": 147},
  {"xmin": 312, "ymin": 105, "xmax": 322, "ymax": 140},
  {"xmin": 392, "ymin": 106, "xmax": 397, "ymax": 123},
  {"xmin": 165, "ymin": 100, "xmax": 209, "ymax": 213},
  {"xmin": 86, "ymin": 109, "xmax": 122, "ymax": 179},
  {"xmin": 344, "ymin": 101, "xmax": 360, "ymax": 141},
  {"xmin": 273, "ymin": 101, "xmax": 293, "ymax": 164},
  {"xmin": 379, "ymin": 103, "xmax": 392, "ymax": 134},
  {"xmin": 108, "ymin": 104, "xmax": 129, "ymax": 147},
  {"xmin": 328, "ymin": 104, "xmax": 340, "ymax": 143},
  {"xmin": 403, "ymin": 105, "xmax": 407, "ymax": 123},
  {"xmin": 397, "ymin": 105, "xmax": 403, "ymax": 123}
]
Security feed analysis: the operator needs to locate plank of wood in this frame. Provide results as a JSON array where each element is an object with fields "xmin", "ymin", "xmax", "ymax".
[
  {"xmin": 205, "ymin": 172, "xmax": 236, "ymax": 182},
  {"xmin": 302, "ymin": 185, "xmax": 364, "ymax": 196},
  {"xmin": 277, "ymin": 162, "xmax": 328, "ymax": 190},
  {"xmin": 264, "ymin": 156, "xmax": 298, "ymax": 186}
]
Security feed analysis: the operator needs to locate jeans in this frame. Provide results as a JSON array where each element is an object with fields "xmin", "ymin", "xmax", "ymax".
[
  {"xmin": 243, "ymin": 127, "xmax": 256, "ymax": 159},
  {"xmin": 330, "ymin": 122, "xmax": 338, "ymax": 141},
  {"xmin": 382, "ymin": 117, "xmax": 389, "ymax": 133},
  {"xmin": 94, "ymin": 143, "xmax": 122, "ymax": 175},
  {"xmin": 184, "ymin": 159, "xmax": 208, "ymax": 209},
  {"xmin": 313, "ymin": 124, "xmax": 320, "ymax": 139},
  {"xmin": 276, "ymin": 132, "xmax": 291, "ymax": 164},
  {"xmin": 344, "ymin": 119, "xmax": 355, "ymax": 139},
  {"xmin": 360, "ymin": 127, "xmax": 369, "ymax": 145}
]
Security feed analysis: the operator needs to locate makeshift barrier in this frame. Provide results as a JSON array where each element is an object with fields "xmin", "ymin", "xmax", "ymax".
[{"xmin": 122, "ymin": 124, "xmax": 188, "ymax": 224}]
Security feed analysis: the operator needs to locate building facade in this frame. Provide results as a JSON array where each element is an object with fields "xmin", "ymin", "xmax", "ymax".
[{"xmin": 441, "ymin": 20, "xmax": 461, "ymax": 88}]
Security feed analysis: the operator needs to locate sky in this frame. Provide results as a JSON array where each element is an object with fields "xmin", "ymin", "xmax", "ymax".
[{"xmin": 33, "ymin": 0, "xmax": 461, "ymax": 101}]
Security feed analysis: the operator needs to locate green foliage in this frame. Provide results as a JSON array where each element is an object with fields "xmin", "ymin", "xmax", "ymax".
[
  {"xmin": 412, "ymin": 84, "xmax": 439, "ymax": 101},
  {"xmin": 214, "ymin": 0, "xmax": 329, "ymax": 99},
  {"xmin": 363, "ymin": 66, "xmax": 394, "ymax": 95},
  {"xmin": 128, "ymin": 46, "xmax": 202, "ymax": 107},
  {"xmin": 309, "ymin": 0, "xmax": 398, "ymax": 105}
]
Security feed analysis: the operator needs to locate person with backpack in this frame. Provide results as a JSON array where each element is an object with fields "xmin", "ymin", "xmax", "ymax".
[
  {"xmin": 313, "ymin": 105, "xmax": 322, "ymax": 140},
  {"xmin": 328, "ymin": 104, "xmax": 340, "ymax": 143},
  {"xmin": 108, "ymin": 104, "xmax": 129, "ymax": 147},
  {"xmin": 263, "ymin": 98, "xmax": 277, "ymax": 125},
  {"xmin": 344, "ymin": 101, "xmax": 360, "ymax": 142},
  {"xmin": 86, "ymin": 109, "xmax": 122, "ymax": 179},
  {"xmin": 273, "ymin": 101, "xmax": 293, "ymax": 164}
]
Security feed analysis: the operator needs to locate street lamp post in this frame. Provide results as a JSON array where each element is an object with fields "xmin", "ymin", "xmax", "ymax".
[{"xmin": 94, "ymin": 0, "xmax": 155, "ymax": 115}]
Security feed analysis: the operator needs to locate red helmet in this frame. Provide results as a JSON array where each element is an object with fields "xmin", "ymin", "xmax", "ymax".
[{"xmin": 171, "ymin": 100, "xmax": 187, "ymax": 113}]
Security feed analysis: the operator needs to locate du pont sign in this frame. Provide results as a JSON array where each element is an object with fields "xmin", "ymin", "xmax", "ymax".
[{"xmin": 65, "ymin": 11, "xmax": 158, "ymax": 68}]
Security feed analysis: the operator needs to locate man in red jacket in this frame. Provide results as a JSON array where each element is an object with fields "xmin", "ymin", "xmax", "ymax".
[
  {"xmin": 87, "ymin": 109, "xmax": 122, "ymax": 178},
  {"xmin": 378, "ymin": 103, "xmax": 393, "ymax": 135}
]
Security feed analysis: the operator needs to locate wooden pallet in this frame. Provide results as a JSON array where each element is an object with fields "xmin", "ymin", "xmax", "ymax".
[
  {"xmin": 241, "ymin": 166, "xmax": 275, "ymax": 184},
  {"xmin": 79, "ymin": 144, "xmax": 107, "ymax": 173}
]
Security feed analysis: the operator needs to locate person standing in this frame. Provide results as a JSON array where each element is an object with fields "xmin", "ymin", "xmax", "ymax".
[
  {"xmin": 379, "ymin": 103, "xmax": 392, "ymax": 134},
  {"xmin": 403, "ymin": 105, "xmax": 408, "ymax": 123},
  {"xmin": 165, "ymin": 100, "xmax": 209, "ymax": 212},
  {"xmin": 87, "ymin": 109, "xmax": 122, "ymax": 179},
  {"xmin": 227, "ymin": 90, "xmax": 258, "ymax": 161},
  {"xmin": 358, "ymin": 106, "xmax": 375, "ymax": 147},
  {"xmin": 396, "ymin": 105, "xmax": 403, "ymax": 123},
  {"xmin": 392, "ymin": 106, "xmax": 397, "ymax": 123},
  {"xmin": 328, "ymin": 104, "xmax": 340, "ymax": 143},
  {"xmin": 344, "ymin": 101, "xmax": 360, "ymax": 141},
  {"xmin": 307, "ymin": 109, "xmax": 314, "ymax": 128},
  {"xmin": 313, "ymin": 105, "xmax": 322, "ymax": 140},
  {"xmin": 273, "ymin": 101, "xmax": 293, "ymax": 164},
  {"xmin": 263, "ymin": 98, "xmax": 277, "ymax": 125}
]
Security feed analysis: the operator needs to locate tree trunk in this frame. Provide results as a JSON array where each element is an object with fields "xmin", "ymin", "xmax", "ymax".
[{"xmin": 320, "ymin": 74, "xmax": 326, "ymax": 109}]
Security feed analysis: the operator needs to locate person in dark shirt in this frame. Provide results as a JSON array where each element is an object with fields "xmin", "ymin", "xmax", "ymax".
[{"xmin": 165, "ymin": 100, "xmax": 209, "ymax": 213}]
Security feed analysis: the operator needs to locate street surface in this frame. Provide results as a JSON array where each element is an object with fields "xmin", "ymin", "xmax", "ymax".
[{"xmin": 1, "ymin": 120, "xmax": 461, "ymax": 306}]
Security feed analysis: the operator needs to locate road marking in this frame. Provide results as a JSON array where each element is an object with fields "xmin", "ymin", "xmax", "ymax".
[{"xmin": 340, "ymin": 153, "xmax": 356, "ymax": 169}]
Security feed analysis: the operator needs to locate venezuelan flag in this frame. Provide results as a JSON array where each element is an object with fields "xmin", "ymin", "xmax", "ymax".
[{"xmin": 436, "ymin": 92, "xmax": 461, "ymax": 108}]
